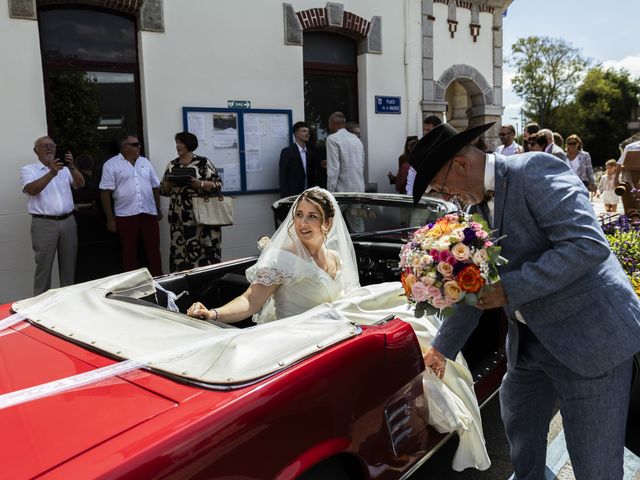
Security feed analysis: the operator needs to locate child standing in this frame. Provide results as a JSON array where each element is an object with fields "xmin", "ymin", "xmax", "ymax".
[{"xmin": 597, "ymin": 159, "xmax": 620, "ymax": 213}]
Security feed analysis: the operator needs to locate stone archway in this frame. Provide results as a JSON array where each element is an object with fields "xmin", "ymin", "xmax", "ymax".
[
  {"xmin": 435, "ymin": 64, "xmax": 502, "ymax": 143},
  {"xmin": 436, "ymin": 64, "xmax": 493, "ymax": 124}
]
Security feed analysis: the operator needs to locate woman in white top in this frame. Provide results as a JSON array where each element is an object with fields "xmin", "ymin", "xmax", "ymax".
[
  {"xmin": 188, "ymin": 187, "xmax": 491, "ymax": 472},
  {"xmin": 566, "ymin": 134, "xmax": 595, "ymax": 192}
]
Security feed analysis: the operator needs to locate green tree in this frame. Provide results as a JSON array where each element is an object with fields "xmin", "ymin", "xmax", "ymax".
[
  {"xmin": 49, "ymin": 71, "xmax": 100, "ymax": 156},
  {"xmin": 508, "ymin": 36, "xmax": 589, "ymax": 128},
  {"xmin": 572, "ymin": 67, "xmax": 640, "ymax": 164}
]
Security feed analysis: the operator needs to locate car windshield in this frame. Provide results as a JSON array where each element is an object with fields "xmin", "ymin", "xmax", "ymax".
[{"xmin": 273, "ymin": 194, "xmax": 456, "ymax": 233}]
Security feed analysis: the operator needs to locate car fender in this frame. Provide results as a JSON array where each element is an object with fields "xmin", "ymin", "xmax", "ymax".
[{"xmin": 274, "ymin": 437, "xmax": 355, "ymax": 480}]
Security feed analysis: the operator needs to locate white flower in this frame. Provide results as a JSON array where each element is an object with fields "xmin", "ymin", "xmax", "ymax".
[
  {"xmin": 472, "ymin": 249, "xmax": 489, "ymax": 265},
  {"xmin": 257, "ymin": 235, "xmax": 271, "ymax": 251}
]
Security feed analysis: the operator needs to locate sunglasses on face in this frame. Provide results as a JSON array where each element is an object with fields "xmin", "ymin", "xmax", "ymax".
[
  {"xmin": 125, "ymin": 142, "xmax": 141, "ymax": 147},
  {"xmin": 567, "ymin": 142, "xmax": 578, "ymax": 146}
]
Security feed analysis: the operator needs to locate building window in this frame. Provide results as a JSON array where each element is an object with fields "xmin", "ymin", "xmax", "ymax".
[
  {"xmin": 38, "ymin": 7, "xmax": 143, "ymax": 170},
  {"xmin": 38, "ymin": 6, "xmax": 144, "ymax": 282},
  {"xmin": 303, "ymin": 32, "xmax": 358, "ymax": 141}
]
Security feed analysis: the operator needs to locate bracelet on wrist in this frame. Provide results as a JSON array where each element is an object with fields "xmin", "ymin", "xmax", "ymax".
[{"xmin": 211, "ymin": 308, "xmax": 219, "ymax": 321}]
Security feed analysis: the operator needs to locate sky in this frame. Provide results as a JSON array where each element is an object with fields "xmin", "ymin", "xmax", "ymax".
[{"xmin": 500, "ymin": 0, "xmax": 640, "ymax": 131}]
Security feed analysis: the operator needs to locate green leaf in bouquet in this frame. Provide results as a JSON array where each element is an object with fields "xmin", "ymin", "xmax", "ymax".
[
  {"xmin": 441, "ymin": 306, "xmax": 455, "ymax": 318},
  {"xmin": 464, "ymin": 292, "xmax": 478, "ymax": 305},
  {"xmin": 414, "ymin": 303, "xmax": 425, "ymax": 318},
  {"xmin": 487, "ymin": 246, "xmax": 501, "ymax": 261},
  {"xmin": 471, "ymin": 213, "xmax": 489, "ymax": 231}
]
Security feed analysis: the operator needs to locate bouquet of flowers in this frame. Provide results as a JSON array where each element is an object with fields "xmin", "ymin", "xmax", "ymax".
[{"xmin": 399, "ymin": 213, "xmax": 507, "ymax": 318}]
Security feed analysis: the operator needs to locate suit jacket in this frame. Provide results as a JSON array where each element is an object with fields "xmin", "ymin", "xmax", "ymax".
[
  {"xmin": 279, "ymin": 143, "xmax": 316, "ymax": 198},
  {"xmin": 432, "ymin": 152, "xmax": 640, "ymax": 377},
  {"xmin": 571, "ymin": 151, "xmax": 595, "ymax": 188},
  {"xmin": 326, "ymin": 128, "xmax": 365, "ymax": 192},
  {"xmin": 548, "ymin": 143, "xmax": 567, "ymax": 162}
]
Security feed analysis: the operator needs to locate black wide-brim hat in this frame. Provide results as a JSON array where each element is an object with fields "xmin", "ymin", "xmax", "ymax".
[{"xmin": 408, "ymin": 121, "xmax": 495, "ymax": 205}]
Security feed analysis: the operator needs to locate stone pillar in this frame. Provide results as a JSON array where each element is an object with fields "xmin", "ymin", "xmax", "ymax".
[{"xmin": 421, "ymin": 0, "xmax": 447, "ymax": 119}]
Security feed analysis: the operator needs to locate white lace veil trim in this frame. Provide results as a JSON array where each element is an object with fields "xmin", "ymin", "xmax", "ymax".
[{"xmin": 246, "ymin": 187, "xmax": 360, "ymax": 322}]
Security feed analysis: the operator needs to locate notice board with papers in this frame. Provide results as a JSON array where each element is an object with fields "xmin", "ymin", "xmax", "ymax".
[{"xmin": 182, "ymin": 107, "xmax": 292, "ymax": 193}]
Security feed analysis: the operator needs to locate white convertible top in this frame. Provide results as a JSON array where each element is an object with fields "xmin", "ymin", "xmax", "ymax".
[{"xmin": 11, "ymin": 269, "xmax": 358, "ymax": 386}]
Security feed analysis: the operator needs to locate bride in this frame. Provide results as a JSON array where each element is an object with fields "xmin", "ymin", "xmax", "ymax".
[{"xmin": 188, "ymin": 187, "xmax": 490, "ymax": 472}]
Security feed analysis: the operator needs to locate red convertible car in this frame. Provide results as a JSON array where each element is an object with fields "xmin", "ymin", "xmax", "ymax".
[{"xmin": 0, "ymin": 193, "xmax": 637, "ymax": 479}]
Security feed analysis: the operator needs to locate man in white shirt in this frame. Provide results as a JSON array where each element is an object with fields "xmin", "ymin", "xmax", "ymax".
[
  {"xmin": 100, "ymin": 134, "xmax": 163, "ymax": 276},
  {"xmin": 495, "ymin": 124, "xmax": 524, "ymax": 156},
  {"xmin": 21, "ymin": 136, "xmax": 85, "ymax": 295},
  {"xmin": 618, "ymin": 139, "xmax": 640, "ymax": 164},
  {"xmin": 325, "ymin": 111, "xmax": 365, "ymax": 192}
]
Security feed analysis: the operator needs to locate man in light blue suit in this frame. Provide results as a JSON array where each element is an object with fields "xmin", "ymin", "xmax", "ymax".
[{"xmin": 409, "ymin": 122, "xmax": 640, "ymax": 480}]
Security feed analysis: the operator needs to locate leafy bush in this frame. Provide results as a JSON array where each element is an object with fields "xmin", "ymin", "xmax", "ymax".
[{"xmin": 603, "ymin": 216, "xmax": 640, "ymax": 296}]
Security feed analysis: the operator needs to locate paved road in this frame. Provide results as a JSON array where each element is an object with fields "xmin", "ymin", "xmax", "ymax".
[{"xmin": 412, "ymin": 389, "xmax": 640, "ymax": 479}]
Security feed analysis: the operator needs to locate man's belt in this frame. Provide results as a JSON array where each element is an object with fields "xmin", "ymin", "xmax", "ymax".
[{"xmin": 31, "ymin": 212, "xmax": 73, "ymax": 221}]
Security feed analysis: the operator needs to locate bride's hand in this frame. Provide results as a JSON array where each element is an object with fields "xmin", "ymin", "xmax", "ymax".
[
  {"xmin": 187, "ymin": 302, "xmax": 213, "ymax": 320},
  {"xmin": 424, "ymin": 347, "xmax": 447, "ymax": 379}
]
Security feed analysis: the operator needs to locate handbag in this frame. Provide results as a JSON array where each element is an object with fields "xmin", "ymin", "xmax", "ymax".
[{"xmin": 192, "ymin": 193, "xmax": 234, "ymax": 226}]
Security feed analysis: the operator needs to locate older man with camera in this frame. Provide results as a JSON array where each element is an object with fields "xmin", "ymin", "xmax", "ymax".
[{"xmin": 20, "ymin": 136, "xmax": 85, "ymax": 295}]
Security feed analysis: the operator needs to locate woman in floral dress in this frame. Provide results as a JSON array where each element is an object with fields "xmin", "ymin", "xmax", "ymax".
[{"xmin": 160, "ymin": 132, "xmax": 223, "ymax": 272}]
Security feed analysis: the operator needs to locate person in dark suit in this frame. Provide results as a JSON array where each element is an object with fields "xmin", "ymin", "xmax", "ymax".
[
  {"xmin": 279, "ymin": 121, "xmax": 317, "ymax": 198},
  {"xmin": 409, "ymin": 122, "xmax": 640, "ymax": 480}
]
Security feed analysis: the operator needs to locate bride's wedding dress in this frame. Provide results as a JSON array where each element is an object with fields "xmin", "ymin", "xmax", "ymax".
[
  {"xmin": 251, "ymin": 248, "xmax": 490, "ymax": 472},
  {"xmin": 247, "ymin": 188, "xmax": 489, "ymax": 471}
]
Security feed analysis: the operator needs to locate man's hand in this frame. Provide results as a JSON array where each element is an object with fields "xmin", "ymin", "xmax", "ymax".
[
  {"xmin": 476, "ymin": 282, "xmax": 508, "ymax": 309},
  {"xmin": 157, "ymin": 209, "xmax": 163, "ymax": 221},
  {"xmin": 424, "ymin": 347, "xmax": 447, "ymax": 379},
  {"xmin": 106, "ymin": 218, "xmax": 117, "ymax": 233}
]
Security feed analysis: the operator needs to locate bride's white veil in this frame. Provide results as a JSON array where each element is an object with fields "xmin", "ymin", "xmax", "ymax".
[{"xmin": 246, "ymin": 187, "xmax": 360, "ymax": 323}]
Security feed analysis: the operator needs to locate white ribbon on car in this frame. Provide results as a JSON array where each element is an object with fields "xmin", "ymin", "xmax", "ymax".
[
  {"xmin": 0, "ymin": 291, "xmax": 73, "ymax": 333},
  {"xmin": 0, "ymin": 334, "xmax": 226, "ymax": 410}
]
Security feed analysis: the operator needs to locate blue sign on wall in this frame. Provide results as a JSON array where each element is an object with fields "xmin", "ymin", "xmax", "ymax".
[{"xmin": 375, "ymin": 96, "xmax": 401, "ymax": 114}]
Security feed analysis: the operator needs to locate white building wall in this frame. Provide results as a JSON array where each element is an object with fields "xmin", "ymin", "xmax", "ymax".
[
  {"xmin": 139, "ymin": 0, "xmax": 303, "ymax": 263},
  {"xmin": 432, "ymin": 4, "xmax": 494, "ymax": 86},
  {"xmin": 0, "ymin": 8, "xmax": 48, "ymax": 302},
  {"xmin": 0, "ymin": 0, "xmax": 497, "ymax": 302}
]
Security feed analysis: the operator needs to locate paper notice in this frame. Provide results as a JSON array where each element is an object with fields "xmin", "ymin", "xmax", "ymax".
[
  {"xmin": 245, "ymin": 133, "xmax": 260, "ymax": 151},
  {"xmin": 246, "ymin": 150, "xmax": 261, "ymax": 172},
  {"xmin": 244, "ymin": 113, "xmax": 260, "ymax": 134},
  {"xmin": 188, "ymin": 114, "xmax": 206, "ymax": 140},
  {"xmin": 271, "ymin": 115, "xmax": 289, "ymax": 138}
]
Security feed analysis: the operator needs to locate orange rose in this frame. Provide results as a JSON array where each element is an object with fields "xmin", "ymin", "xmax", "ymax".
[
  {"xmin": 401, "ymin": 272, "xmax": 417, "ymax": 296},
  {"xmin": 456, "ymin": 265, "xmax": 485, "ymax": 293}
]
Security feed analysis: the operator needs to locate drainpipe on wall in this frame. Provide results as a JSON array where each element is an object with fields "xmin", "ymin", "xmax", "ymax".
[{"xmin": 404, "ymin": 0, "xmax": 411, "ymax": 136}]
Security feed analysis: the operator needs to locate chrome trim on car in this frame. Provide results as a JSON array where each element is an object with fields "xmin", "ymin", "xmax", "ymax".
[{"xmin": 385, "ymin": 397, "xmax": 413, "ymax": 456}]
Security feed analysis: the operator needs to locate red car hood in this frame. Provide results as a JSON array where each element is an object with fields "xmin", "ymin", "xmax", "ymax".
[{"xmin": 0, "ymin": 316, "xmax": 183, "ymax": 479}]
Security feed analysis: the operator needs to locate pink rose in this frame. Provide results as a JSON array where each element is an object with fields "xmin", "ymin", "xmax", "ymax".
[
  {"xmin": 412, "ymin": 282, "xmax": 429, "ymax": 302},
  {"xmin": 484, "ymin": 241, "xmax": 494, "ymax": 248},
  {"xmin": 426, "ymin": 285, "xmax": 442, "ymax": 299},
  {"xmin": 421, "ymin": 274, "xmax": 436, "ymax": 286},
  {"xmin": 475, "ymin": 230, "xmax": 488, "ymax": 239},
  {"xmin": 432, "ymin": 297, "xmax": 451, "ymax": 309}
]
